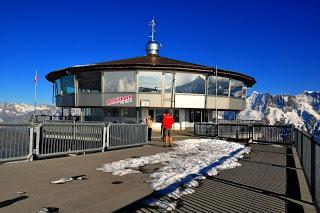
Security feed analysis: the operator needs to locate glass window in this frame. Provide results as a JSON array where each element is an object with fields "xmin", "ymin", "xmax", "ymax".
[
  {"xmin": 217, "ymin": 77, "xmax": 229, "ymax": 96},
  {"xmin": 122, "ymin": 108, "xmax": 136, "ymax": 118},
  {"xmin": 173, "ymin": 109, "xmax": 179, "ymax": 123},
  {"xmin": 202, "ymin": 110, "xmax": 209, "ymax": 122},
  {"xmin": 104, "ymin": 71, "xmax": 136, "ymax": 93},
  {"xmin": 208, "ymin": 76, "xmax": 230, "ymax": 96},
  {"xmin": 104, "ymin": 108, "xmax": 120, "ymax": 117},
  {"xmin": 155, "ymin": 109, "xmax": 166, "ymax": 123},
  {"xmin": 55, "ymin": 79, "xmax": 61, "ymax": 96},
  {"xmin": 138, "ymin": 71, "xmax": 162, "ymax": 93},
  {"xmin": 61, "ymin": 75, "xmax": 75, "ymax": 95},
  {"xmin": 175, "ymin": 73, "xmax": 205, "ymax": 94},
  {"xmin": 164, "ymin": 73, "xmax": 173, "ymax": 94},
  {"xmin": 84, "ymin": 108, "xmax": 103, "ymax": 121},
  {"xmin": 103, "ymin": 108, "xmax": 137, "ymax": 123},
  {"xmin": 208, "ymin": 76, "xmax": 216, "ymax": 96},
  {"xmin": 230, "ymin": 79, "xmax": 243, "ymax": 98},
  {"xmin": 189, "ymin": 110, "xmax": 202, "ymax": 122},
  {"xmin": 242, "ymin": 87, "xmax": 247, "ymax": 99},
  {"xmin": 78, "ymin": 72, "xmax": 101, "ymax": 94}
]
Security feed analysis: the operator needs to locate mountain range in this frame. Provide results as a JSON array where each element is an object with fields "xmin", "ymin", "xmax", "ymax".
[
  {"xmin": 1, "ymin": 91, "xmax": 319, "ymax": 142},
  {"xmin": 0, "ymin": 103, "xmax": 56, "ymax": 122},
  {"xmin": 239, "ymin": 91, "xmax": 320, "ymax": 142}
]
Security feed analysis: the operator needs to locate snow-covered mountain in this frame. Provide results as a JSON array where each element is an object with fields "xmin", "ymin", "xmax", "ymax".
[
  {"xmin": 0, "ymin": 103, "xmax": 57, "ymax": 122},
  {"xmin": 0, "ymin": 103, "xmax": 83, "ymax": 122},
  {"xmin": 239, "ymin": 91, "xmax": 320, "ymax": 142}
]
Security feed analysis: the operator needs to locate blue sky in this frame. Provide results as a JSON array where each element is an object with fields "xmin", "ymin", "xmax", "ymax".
[{"xmin": 0, "ymin": 0, "xmax": 319, "ymax": 104}]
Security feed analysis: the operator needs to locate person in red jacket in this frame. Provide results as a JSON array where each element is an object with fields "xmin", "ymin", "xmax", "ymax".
[{"xmin": 162, "ymin": 109, "xmax": 174, "ymax": 147}]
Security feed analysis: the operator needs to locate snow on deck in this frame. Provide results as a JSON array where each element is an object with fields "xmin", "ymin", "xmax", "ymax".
[{"xmin": 97, "ymin": 139, "xmax": 250, "ymax": 211}]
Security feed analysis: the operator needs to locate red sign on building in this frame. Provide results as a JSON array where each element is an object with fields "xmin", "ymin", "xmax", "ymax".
[{"xmin": 106, "ymin": 95, "xmax": 133, "ymax": 106}]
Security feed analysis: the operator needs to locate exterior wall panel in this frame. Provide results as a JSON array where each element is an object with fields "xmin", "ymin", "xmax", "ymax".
[
  {"xmin": 175, "ymin": 94, "xmax": 205, "ymax": 108},
  {"xmin": 77, "ymin": 93, "xmax": 103, "ymax": 106},
  {"xmin": 229, "ymin": 98, "xmax": 246, "ymax": 111},
  {"xmin": 56, "ymin": 95, "xmax": 75, "ymax": 107},
  {"xmin": 206, "ymin": 96, "xmax": 230, "ymax": 109},
  {"xmin": 137, "ymin": 93, "xmax": 162, "ymax": 107}
]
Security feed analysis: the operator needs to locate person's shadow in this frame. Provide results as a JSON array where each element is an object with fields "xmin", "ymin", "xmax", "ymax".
[{"xmin": 0, "ymin": 196, "xmax": 28, "ymax": 208}]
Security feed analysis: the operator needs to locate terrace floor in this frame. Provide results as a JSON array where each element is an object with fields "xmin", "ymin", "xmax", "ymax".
[{"xmin": 0, "ymin": 131, "xmax": 317, "ymax": 213}]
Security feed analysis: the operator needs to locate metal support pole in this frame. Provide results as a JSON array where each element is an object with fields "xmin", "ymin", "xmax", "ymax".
[{"xmin": 215, "ymin": 65, "xmax": 218, "ymax": 125}]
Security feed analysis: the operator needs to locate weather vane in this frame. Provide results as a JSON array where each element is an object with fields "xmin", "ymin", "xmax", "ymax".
[{"xmin": 149, "ymin": 17, "xmax": 156, "ymax": 41}]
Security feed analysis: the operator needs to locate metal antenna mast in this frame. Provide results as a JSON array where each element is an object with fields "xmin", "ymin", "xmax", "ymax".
[{"xmin": 149, "ymin": 17, "xmax": 156, "ymax": 41}]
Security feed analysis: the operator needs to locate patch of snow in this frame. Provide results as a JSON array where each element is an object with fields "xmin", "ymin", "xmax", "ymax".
[
  {"xmin": 51, "ymin": 177, "xmax": 74, "ymax": 184},
  {"xmin": 51, "ymin": 175, "xmax": 87, "ymax": 184},
  {"xmin": 97, "ymin": 139, "xmax": 250, "ymax": 211}
]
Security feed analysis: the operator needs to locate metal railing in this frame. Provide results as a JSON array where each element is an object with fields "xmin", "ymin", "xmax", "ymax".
[
  {"xmin": 194, "ymin": 123, "xmax": 294, "ymax": 144},
  {"xmin": 193, "ymin": 123, "xmax": 217, "ymax": 137},
  {"xmin": 218, "ymin": 124, "xmax": 251, "ymax": 141},
  {"xmin": 194, "ymin": 122, "xmax": 318, "ymax": 211},
  {"xmin": 216, "ymin": 119, "xmax": 264, "ymax": 125},
  {"xmin": 36, "ymin": 122, "xmax": 106, "ymax": 158},
  {"xmin": 252, "ymin": 125, "xmax": 294, "ymax": 144},
  {"xmin": 0, "ymin": 121, "xmax": 148, "ymax": 162},
  {"xmin": 107, "ymin": 123, "xmax": 148, "ymax": 150},
  {"xmin": 294, "ymin": 129, "xmax": 320, "ymax": 211},
  {"xmin": 194, "ymin": 123, "xmax": 251, "ymax": 141},
  {"xmin": 0, "ymin": 123, "xmax": 33, "ymax": 162}
]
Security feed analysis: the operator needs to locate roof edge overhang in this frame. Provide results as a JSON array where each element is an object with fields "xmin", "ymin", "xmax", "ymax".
[{"xmin": 46, "ymin": 64, "xmax": 256, "ymax": 87}]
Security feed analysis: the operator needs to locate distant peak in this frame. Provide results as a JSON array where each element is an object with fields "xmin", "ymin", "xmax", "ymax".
[{"xmin": 304, "ymin": 90, "xmax": 319, "ymax": 94}]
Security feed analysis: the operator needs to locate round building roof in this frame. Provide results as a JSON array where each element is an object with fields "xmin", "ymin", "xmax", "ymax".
[{"xmin": 45, "ymin": 54, "xmax": 256, "ymax": 87}]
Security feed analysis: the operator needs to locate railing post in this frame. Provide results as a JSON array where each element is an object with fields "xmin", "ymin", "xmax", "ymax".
[
  {"xmin": 205, "ymin": 124, "xmax": 209, "ymax": 137},
  {"xmin": 27, "ymin": 124, "xmax": 34, "ymax": 161},
  {"xmin": 105, "ymin": 123, "xmax": 111, "ymax": 150},
  {"xmin": 217, "ymin": 124, "xmax": 219, "ymax": 138},
  {"xmin": 102, "ymin": 125, "xmax": 107, "ymax": 152},
  {"xmin": 35, "ymin": 123, "xmax": 42, "ymax": 156},
  {"xmin": 145, "ymin": 124, "xmax": 148, "ymax": 143},
  {"xmin": 252, "ymin": 125, "xmax": 255, "ymax": 141}
]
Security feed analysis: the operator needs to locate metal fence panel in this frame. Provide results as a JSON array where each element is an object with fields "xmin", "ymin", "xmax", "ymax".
[
  {"xmin": 38, "ymin": 122, "xmax": 105, "ymax": 158},
  {"xmin": 302, "ymin": 135, "xmax": 312, "ymax": 185},
  {"xmin": 107, "ymin": 124, "xmax": 147, "ymax": 150},
  {"xmin": 252, "ymin": 125, "xmax": 293, "ymax": 144},
  {"xmin": 0, "ymin": 123, "xmax": 32, "ymax": 162},
  {"xmin": 194, "ymin": 123, "xmax": 217, "ymax": 137},
  {"xmin": 294, "ymin": 129, "xmax": 320, "ymax": 211},
  {"xmin": 194, "ymin": 123, "xmax": 204, "ymax": 136},
  {"xmin": 218, "ymin": 124, "xmax": 251, "ymax": 141},
  {"xmin": 206, "ymin": 124, "xmax": 218, "ymax": 137}
]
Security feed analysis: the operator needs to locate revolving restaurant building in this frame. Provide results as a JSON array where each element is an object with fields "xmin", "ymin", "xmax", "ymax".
[{"xmin": 46, "ymin": 31, "xmax": 255, "ymax": 130}]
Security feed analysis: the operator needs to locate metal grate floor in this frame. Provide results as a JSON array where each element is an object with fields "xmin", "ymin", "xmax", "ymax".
[{"xmin": 117, "ymin": 143, "xmax": 307, "ymax": 213}]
